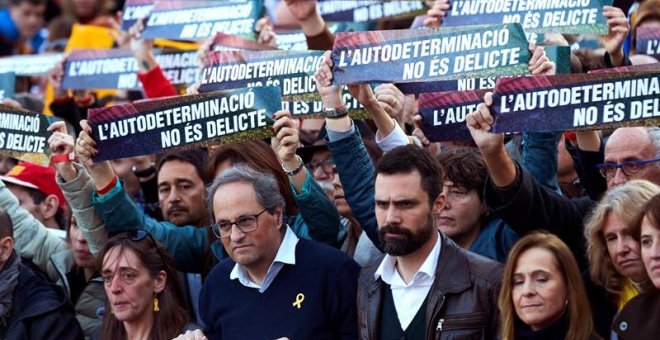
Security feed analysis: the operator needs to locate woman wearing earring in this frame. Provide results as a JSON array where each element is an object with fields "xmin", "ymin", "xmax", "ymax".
[
  {"xmin": 612, "ymin": 193, "xmax": 660, "ymax": 339},
  {"xmin": 499, "ymin": 232, "xmax": 598, "ymax": 340},
  {"xmin": 97, "ymin": 230, "xmax": 193, "ymax": 340}
]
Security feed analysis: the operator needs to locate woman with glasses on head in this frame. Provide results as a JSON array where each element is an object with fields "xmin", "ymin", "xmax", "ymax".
[
  {"xmin": 97, "ymin": 230, "xmax": 193, "ymax": 340},
  {"xmin": 499, "ymin": 232, "xmax": 598, "ymax": 340},
  {"xmin": 583, "ymin": 180, "xmax": 660, "ymax": 336},
  {"xmin": 612, "ymin": 193, "xmax": 660, "ymax": 339}
]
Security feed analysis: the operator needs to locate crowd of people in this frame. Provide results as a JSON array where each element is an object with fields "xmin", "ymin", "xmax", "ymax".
[{"xmin": 0, "ymin": 0, "xmax": 659, "ymax": 339}]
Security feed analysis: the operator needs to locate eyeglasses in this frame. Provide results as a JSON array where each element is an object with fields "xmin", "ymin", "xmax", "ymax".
[
  {"xmin": 596, "ymin": 157, "xmax": 660, "ymax": 179},
  {"xmin": 211, "ymin": 208, "xmax": 268, "ymax": 238},
  {"xmin": 307, "ymin": 157, "xmax": 335, "ymax": 174}
]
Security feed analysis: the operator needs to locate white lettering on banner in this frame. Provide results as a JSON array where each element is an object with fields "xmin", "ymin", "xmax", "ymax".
[
  {"xmin": 122, "ymin": 5, "xmax": 154, "ymax": 20},
  {"xmin": 147, "ymin": 3, "xmax": 254, "ymax": 26},
  {"xmin": 433, "ymin": 104, "xmax": 478, "ymax": 126},
  {"xmin": 202, "ymin": 56, "xmax": 323, "ymax": 84},
  {"xmin": 337, "ymin": 28, "xmax": 510, "ymax": 67},
  {"xmin": 96, "ymin": 92, "xmax": 257, "ymax": 141},
  {"xmin": 499, "ymin": 76, "xmax": 660, "ymax": 113},
  {"xmin": 452, "ymin": 0, "xmax": 592, "ymax": 15},
  {"xmin": 0, "ymin": 113, "xmax": 40, "ymax": 132}
]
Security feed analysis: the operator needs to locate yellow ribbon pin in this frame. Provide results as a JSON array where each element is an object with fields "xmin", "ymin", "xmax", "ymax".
[{"xmin": 292, "ymin": 293, "xmax": 305, "ymax": 309}]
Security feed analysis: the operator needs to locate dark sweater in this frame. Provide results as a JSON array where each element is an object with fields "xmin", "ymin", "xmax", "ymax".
[{"xmin": 199, "ymin": 239, "xmax": 360, "ymax": 340}]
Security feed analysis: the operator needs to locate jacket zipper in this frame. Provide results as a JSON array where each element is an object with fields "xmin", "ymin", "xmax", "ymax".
[{"xmin": 433, "ymin": 295, "xmax": 446, "ymax": 338}]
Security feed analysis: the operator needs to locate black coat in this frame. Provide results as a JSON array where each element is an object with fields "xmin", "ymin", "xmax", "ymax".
[
  {"xmin": 612, "ymin": 290, "xmax": 660, "ymax": 340},
  {"xmin": 0, "ymin": 262, "xmax": 84, "ymax": 340}
]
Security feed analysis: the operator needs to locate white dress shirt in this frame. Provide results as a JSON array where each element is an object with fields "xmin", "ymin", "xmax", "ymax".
[
  {"xmin": 374, "ymin": 236, "xmax": 441, "ymax": 330},
  {"xmin": 230, "ymin": 226, "xmax": 299, "ymax": 293}
]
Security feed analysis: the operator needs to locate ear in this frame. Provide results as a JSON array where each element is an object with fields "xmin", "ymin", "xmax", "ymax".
[
  {"xmin": 153, "ymin": 270, "xmax": 167, "ymax": 294},
  {"xmin": 274, "ymin": 206, "xmax": 284, "ymax": 229},
  {"xmin": 40, "ymin": 195, "xmax": 60, "ymax": 220},
  {"xmin": 433, "ymin": 192, "xmax": 446, "ymax": 214},
  {"xmin": 0, "ymin": 236, "xmax": 14, "ymax": 263}
]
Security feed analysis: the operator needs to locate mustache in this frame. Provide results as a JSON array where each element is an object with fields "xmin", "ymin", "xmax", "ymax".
[
  {"xmin": 379, "ymin": 225, "xmax": 413, "ymax": 237},
  {"xmin": 168, "ymin": 204, "xmax": 188, "ymax": 212}
]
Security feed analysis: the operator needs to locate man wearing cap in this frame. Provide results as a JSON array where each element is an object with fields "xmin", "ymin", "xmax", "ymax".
[{"xmin": 1, "ymin": 162, "xmax": 68, "ymax": 232}]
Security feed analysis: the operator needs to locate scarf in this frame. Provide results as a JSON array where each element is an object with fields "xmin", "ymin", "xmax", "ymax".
[{"xmin": 0, "ymin": 251, "xmax": 20, "ymax": 327}]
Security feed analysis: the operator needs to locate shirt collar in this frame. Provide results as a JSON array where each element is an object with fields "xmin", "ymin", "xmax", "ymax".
[
  {"xmin": 374, "ymin": 233, "xmax": 441, "ymax": 285},
  {"xmin": 230, "ymin": 226, "xmax": 299, "ymax": 283}
]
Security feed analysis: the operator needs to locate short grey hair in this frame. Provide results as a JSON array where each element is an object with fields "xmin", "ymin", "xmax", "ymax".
[
  {"xmin": 648, "ymin": 127, "xmax": 660, "ymax": 158},
  {"xmin": 205, "ymin": 164, "xmax": 286, "ymax": 223}
]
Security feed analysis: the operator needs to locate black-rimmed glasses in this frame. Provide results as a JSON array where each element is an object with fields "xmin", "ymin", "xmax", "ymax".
[
  {"xmin": 596, "ymin": 157, "xmax": 660, "ymax": 179},
  {"xmin": 307, "ymin": 157, "xmax": 335, "ymax": 174},
  {"xmin": 211, "ymin": 208, "xmax": 268, "ymax": 238}
]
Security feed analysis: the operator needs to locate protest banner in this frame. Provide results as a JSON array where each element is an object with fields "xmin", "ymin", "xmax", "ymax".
[
  {"xmin": 87, "ymin": 86, "xmax": 281, "ymax": 161},
  {"xmin": 199, "ymin": 49, "xmax": 366, "ymax": 117},
  {"xmin": 200, "ymin": 50, "xmax": 323, "ymax": 101},
  {"xmin": 61, "ymin": 48, "xmax": 199, "ymax": 90},
  {"xmin": 121, "ymin": 0, "xmax": 154, "ymax": 30},
  {"xmin": 318, "ymin": 0, "xmax": 426, "ymax": 22},
  {"xmin": 0, "ymin": 105, "xmax": 59, "ymax": 165},
  {"xmin": 211, "ymin": 32, "xmax": 277, "ymax": 52},
  {"xmin": 332, "ymin": 24, "xmax": 530, "ymax": 85},
  {"xmin": 491, "ymin": 71, "xmax": 660, "ymax": 134},
  {"xmin": 442, "ymin": 0, "xmax": 612, "ymax": 35},
  {"xmin": 0, "ymin": 72, "xmax": 16, "ymax": 101},
  {"xmin": 142, "ymin": 0, "xmax": 263, "ymax": 41},
  {"xmin": 396, "ymin": 44, "xmax": 569, "ymax": 94},
  {"xmin": 418, "ymin": 89, "xmax": 488, "ymax": 141},
  {"xmin": 635, "ymin": 25, "xmax": 660, "ymax": 60},
  {"xmin": 276, "ymin": 22, "xmax": 369, "ymax": 51},
  {"xmin": 0, "ymin": 53, "xmax": 62, "ymax": 76}
]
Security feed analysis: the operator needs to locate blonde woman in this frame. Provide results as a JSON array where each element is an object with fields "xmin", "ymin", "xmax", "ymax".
[{"xmin": 583, "ymin": 180, "xmax": 660, "ymax": 334}]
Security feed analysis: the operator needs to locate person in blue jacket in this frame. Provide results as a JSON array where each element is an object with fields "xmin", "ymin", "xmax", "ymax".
[{"xmin": 0, "ymin": 0, "xmax": 47, "ymax": 56}]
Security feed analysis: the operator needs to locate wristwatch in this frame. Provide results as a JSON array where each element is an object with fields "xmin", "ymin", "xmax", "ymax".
[
  {"xmin": 132, "ymin": 165, "xmax": 156, "ymax": 178},
  {"xmin": 323, "ymin": 105, "xmax": 349, "ymax": 119}
]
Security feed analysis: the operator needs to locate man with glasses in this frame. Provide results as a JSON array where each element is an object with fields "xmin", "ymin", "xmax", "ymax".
[
  {"xmin": 197, "ymin": 164, "xmax": 360, "ymax": 339},
  {"xmin": 466, "ymin": 92, "xmax": 660, "ymax": 272}
]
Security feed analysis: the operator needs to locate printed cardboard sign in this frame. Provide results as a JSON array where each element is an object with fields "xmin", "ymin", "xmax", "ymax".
[
  {"xmin": 0, "ymin": 105, "xmax": 60, "ymax": 165},
  {"xmin": 442, "ymin": 0, "xmax": 612, "ymax": 35},
  {"xmin": 120, "ymin": 0, "xmax": 154, "ymax": 30},
  {"xmin": 419, "ymin": 89, "xmax": 488, "ymax": 141},
  {"xmin": 635, "ymin": 25, "xmax": 660, "ymax": 60},
  {"xmin": 61, "ymin": 48, "xmax": 199, "ymax": 90},
  {"xmin": 87, "ymin": 86, "xmax": 281, "ymax": 161},
  {"xmin": 332, "ymin": 24, "xmax": 530, "ymax": 85},
  {"xmin": 491, "ymin": 71, "xmax": 660, "ymax": 133},
  {"xmin": 142, "ymin": 0, "xmax": 263, "ymax": 40}
]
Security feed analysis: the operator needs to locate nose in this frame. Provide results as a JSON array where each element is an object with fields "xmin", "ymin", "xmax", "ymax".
[
  {"xmin": 229, "ymin": 224, "xmax": 246, "ymax": 242},
  {"xmin": 109, "ymin": 275, "xmax": 123, "ymax": 294},
  {"xmin": 616, "ymin": 237, "xmax": 630, "ymax": 255},
  {"xmin": 314, "ymin": 165, "xmax": 329, "ymax": 181},
  {"xmin": 609, "ymin": 167, "xmax": 628, "ymax": 188},
  {"xmin": 168, "ymin": 186, "xmax": 182, "ymax": 202},
  {"xmin": 384, "ymin": 205, "xmax": 402, "ymax": 225},
  {"xmin": 332, "ymin": 173, "xmax": 342, "ymax": 189},
  {"xmin": 521, "ymin": 280, "xmax": 536, "ymax": 297},
  {"xmin": 651, "ymin": 239, "xmax": 660, "ymax": 260}
]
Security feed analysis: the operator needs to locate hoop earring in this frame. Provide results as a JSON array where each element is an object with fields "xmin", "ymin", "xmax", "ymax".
[{"xmin": 154, "ymin": 294, "xmax": 160, "ymax": 313}]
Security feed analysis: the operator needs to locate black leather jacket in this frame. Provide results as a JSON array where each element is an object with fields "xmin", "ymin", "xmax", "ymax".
[{"xmin": 357, "ymin": 233, "xmax": 503, "ymax": 340}]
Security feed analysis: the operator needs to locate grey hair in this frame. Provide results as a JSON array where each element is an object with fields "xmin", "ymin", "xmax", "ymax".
[
  {"xmin": 205, "ymin": 164, "xmax": 285, "ymax": 223},
  {"xmin": 648, "ymin": 127, "xmax": 660, "ymax": 158}
]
